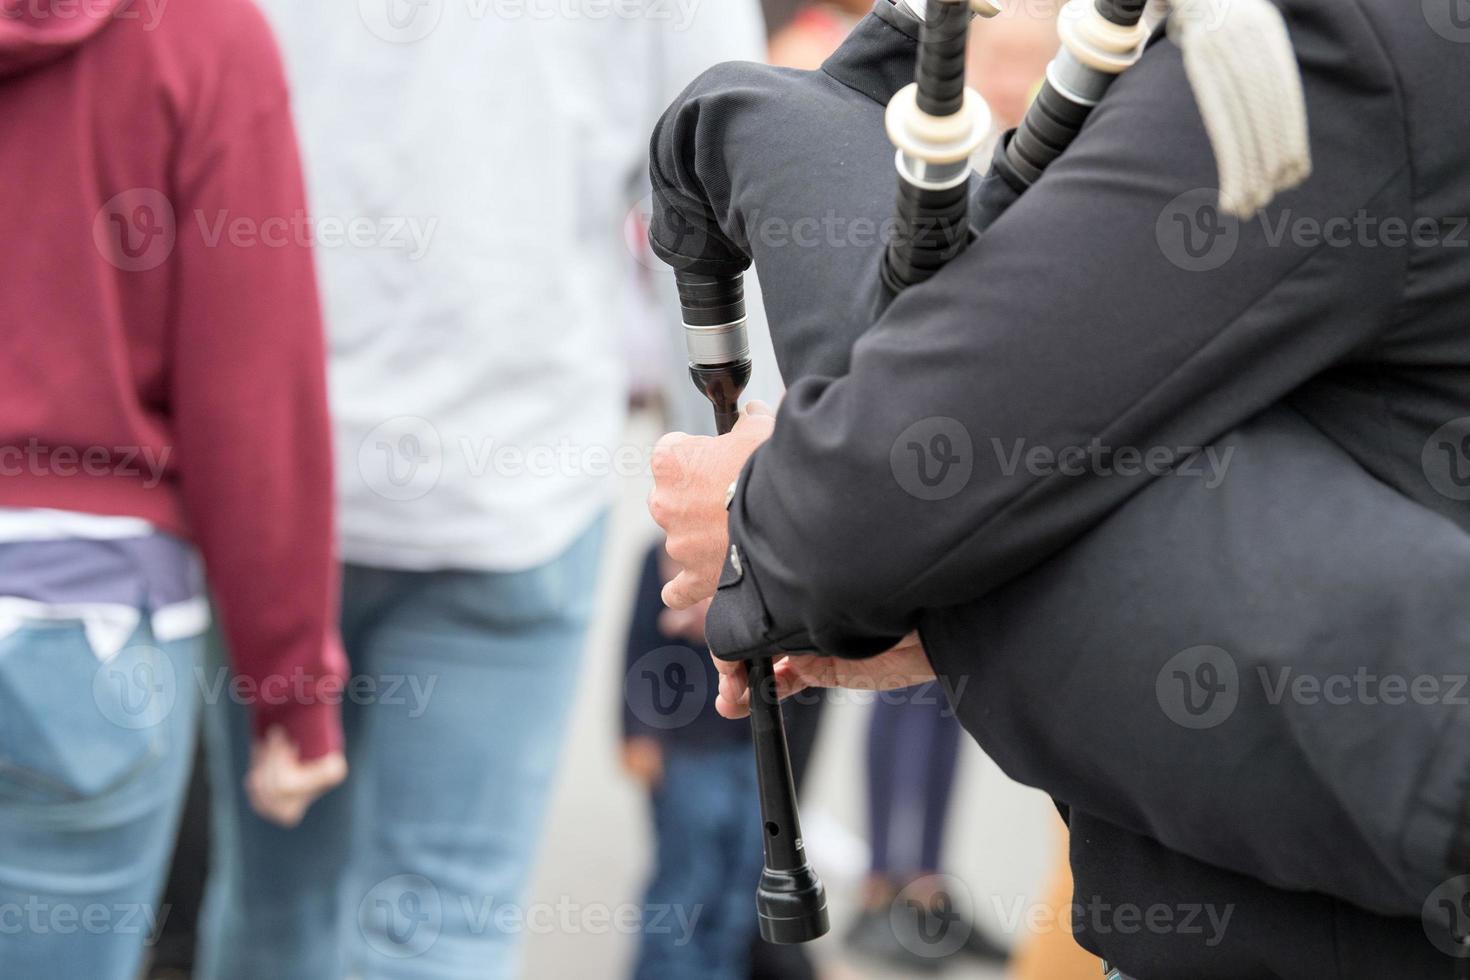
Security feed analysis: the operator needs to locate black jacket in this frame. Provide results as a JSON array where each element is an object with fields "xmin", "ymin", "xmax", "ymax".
[{"xmin": 649, "ymin": 1, "xmax": 1470, "ymax": 976}]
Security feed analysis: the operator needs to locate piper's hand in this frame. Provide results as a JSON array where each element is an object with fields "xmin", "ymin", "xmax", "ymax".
[
  {"xmin": 246, "ymin": 727, "xmax": 347, "ymax": 827},
  {"xmin": 649, "ymin": 401, "xmax": 776, "ymax": 611},
  {"xmin": 712, "ymin": 632, "xmax": 936, "ymax": 720}
]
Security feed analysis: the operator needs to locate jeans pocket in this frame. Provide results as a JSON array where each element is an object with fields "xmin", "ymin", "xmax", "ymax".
[
  {"xmin": 0, "ymin": 624, "xmax": 174, "ymax": 805},
  {"xmin": 459, "ymin": 517, "xmax": 606, "ymax": 628}
]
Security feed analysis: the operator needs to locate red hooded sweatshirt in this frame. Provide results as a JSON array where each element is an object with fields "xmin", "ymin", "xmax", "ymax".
[{"xmin": 0, "ymin": 0, "xmax": 345, "ymax": 758}]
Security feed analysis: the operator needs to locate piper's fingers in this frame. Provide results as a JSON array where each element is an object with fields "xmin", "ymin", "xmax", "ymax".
[{"xmin": 661, "ymin": 569, "xmax": 713, "ymax": 611}]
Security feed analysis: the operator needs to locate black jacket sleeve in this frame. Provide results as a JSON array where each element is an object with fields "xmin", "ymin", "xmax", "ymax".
[{"xmin": 707, "ymin": 5, "xmax": 1409, "ymax": 660}]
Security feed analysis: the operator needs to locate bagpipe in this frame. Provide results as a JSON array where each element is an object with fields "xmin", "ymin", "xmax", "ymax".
[
  {"xmin": 653, "ymin": 0, "xmax": 1178, "ymax": 942},
  {"xmin": 646, "ymin": 0, "xmax": 1465, "ymax": 957}
]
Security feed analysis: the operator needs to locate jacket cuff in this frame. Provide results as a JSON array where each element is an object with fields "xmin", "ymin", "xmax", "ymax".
[
  {"xmin": 253, "ymin": 696, "xmax": 344, "ymax": 761},
  {"xmin": 706, "ymin": 538, "xmax": 780, "ymax": 660}
]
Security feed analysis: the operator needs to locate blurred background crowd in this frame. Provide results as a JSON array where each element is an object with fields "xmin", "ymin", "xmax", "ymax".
[{"xmin": 1, "ymin": 0, "xmax": 1108, "ymax": 978}]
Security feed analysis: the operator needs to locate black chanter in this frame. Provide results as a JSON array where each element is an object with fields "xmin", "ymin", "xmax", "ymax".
[
  {"xmin": 659, "ymin": 0, "xmax": 1151, "ymax": 948},
  {"xmin": 669, "ymin": 269, "xmax": 828, "ymax": 945}
]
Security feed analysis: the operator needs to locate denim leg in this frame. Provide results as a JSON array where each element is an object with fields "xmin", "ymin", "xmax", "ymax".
[
  {"xmin": 704, "ymin": 745, "xmax": 764, "ymax": 978},
  {"xmin": 195, "ymin": 624, "xmax": 355, "ymax": 980},
  {"xmin": 343, "ymin": 520, "xmax": 605, "ymax": 980},
  {"xmin": 0, "ymin": 622, "xmax": 200, "ymax": 980},
  {"xmin": 198, "ymin": 518, "xmax": 603, "ymax": 980},
  {"xmin": 633, "ymin": 745, "xmax": 762, "ymax": 980}
]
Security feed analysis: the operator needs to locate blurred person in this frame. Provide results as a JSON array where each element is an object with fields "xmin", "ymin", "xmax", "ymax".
[
  {"xmin": 761, "ymin": 0, "xmax": 808, "ymax": 38},
  {"xmin": 767, "ymin": 0, "xmax": 869, "ymax": 69},
  {"xmin": 845, "ymin": 689, "xmax": 1009, "ymax": 972},
  {"xmin": 0, "ymin": 2, "xmax": 347, "ymax": 979},
  {"xmin": 966, "ymin": 1, "xmax": 1058, "ymax": 131},
  {"xmin": 195, "ymin": 3, "xmax": 769, "ymax": 979},
  {"xmin": 1008, "ymin": 823, "xmax": 1103, "ymax": 980},
  {"xmin": 621, "ymin": 547, "xmax": 763, "ymax": 980}
]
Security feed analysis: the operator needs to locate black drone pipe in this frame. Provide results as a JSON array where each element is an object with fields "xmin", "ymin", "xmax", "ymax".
[
  {"xmin": 998, "ymin": 0, "xmax": 1148, "ymax": 191},
  {"xmin": 880, "ymin": 0, "xmax": 995, "ymax": 292}
]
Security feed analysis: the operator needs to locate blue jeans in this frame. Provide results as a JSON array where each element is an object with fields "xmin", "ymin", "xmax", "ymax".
[
  {"xmin": 632, "ymin": 743, "xmax": 763, "ymax": 980},
  {"xmin": 0, "ymin": 620, "xmax": 201, "ymax": 980},
  {"xmin": 198, "ymin": 519, "xmax": 604, "ymax": 980}
]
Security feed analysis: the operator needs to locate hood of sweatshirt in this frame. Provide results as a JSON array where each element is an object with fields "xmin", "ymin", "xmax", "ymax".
[{"xmin": 0, "ymin": 0, "xmax": 124, "ymax": 78}]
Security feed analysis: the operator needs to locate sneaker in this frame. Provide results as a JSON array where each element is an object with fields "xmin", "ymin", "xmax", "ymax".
[{"xmin": 845, "ymin": 905, "xmax": 947, "ymax": 974}]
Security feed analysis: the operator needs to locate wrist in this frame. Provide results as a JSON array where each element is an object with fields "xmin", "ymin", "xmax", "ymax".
[{"xmin": 254, "ymin": 699, "xmax": 343, "ymax": 761}]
